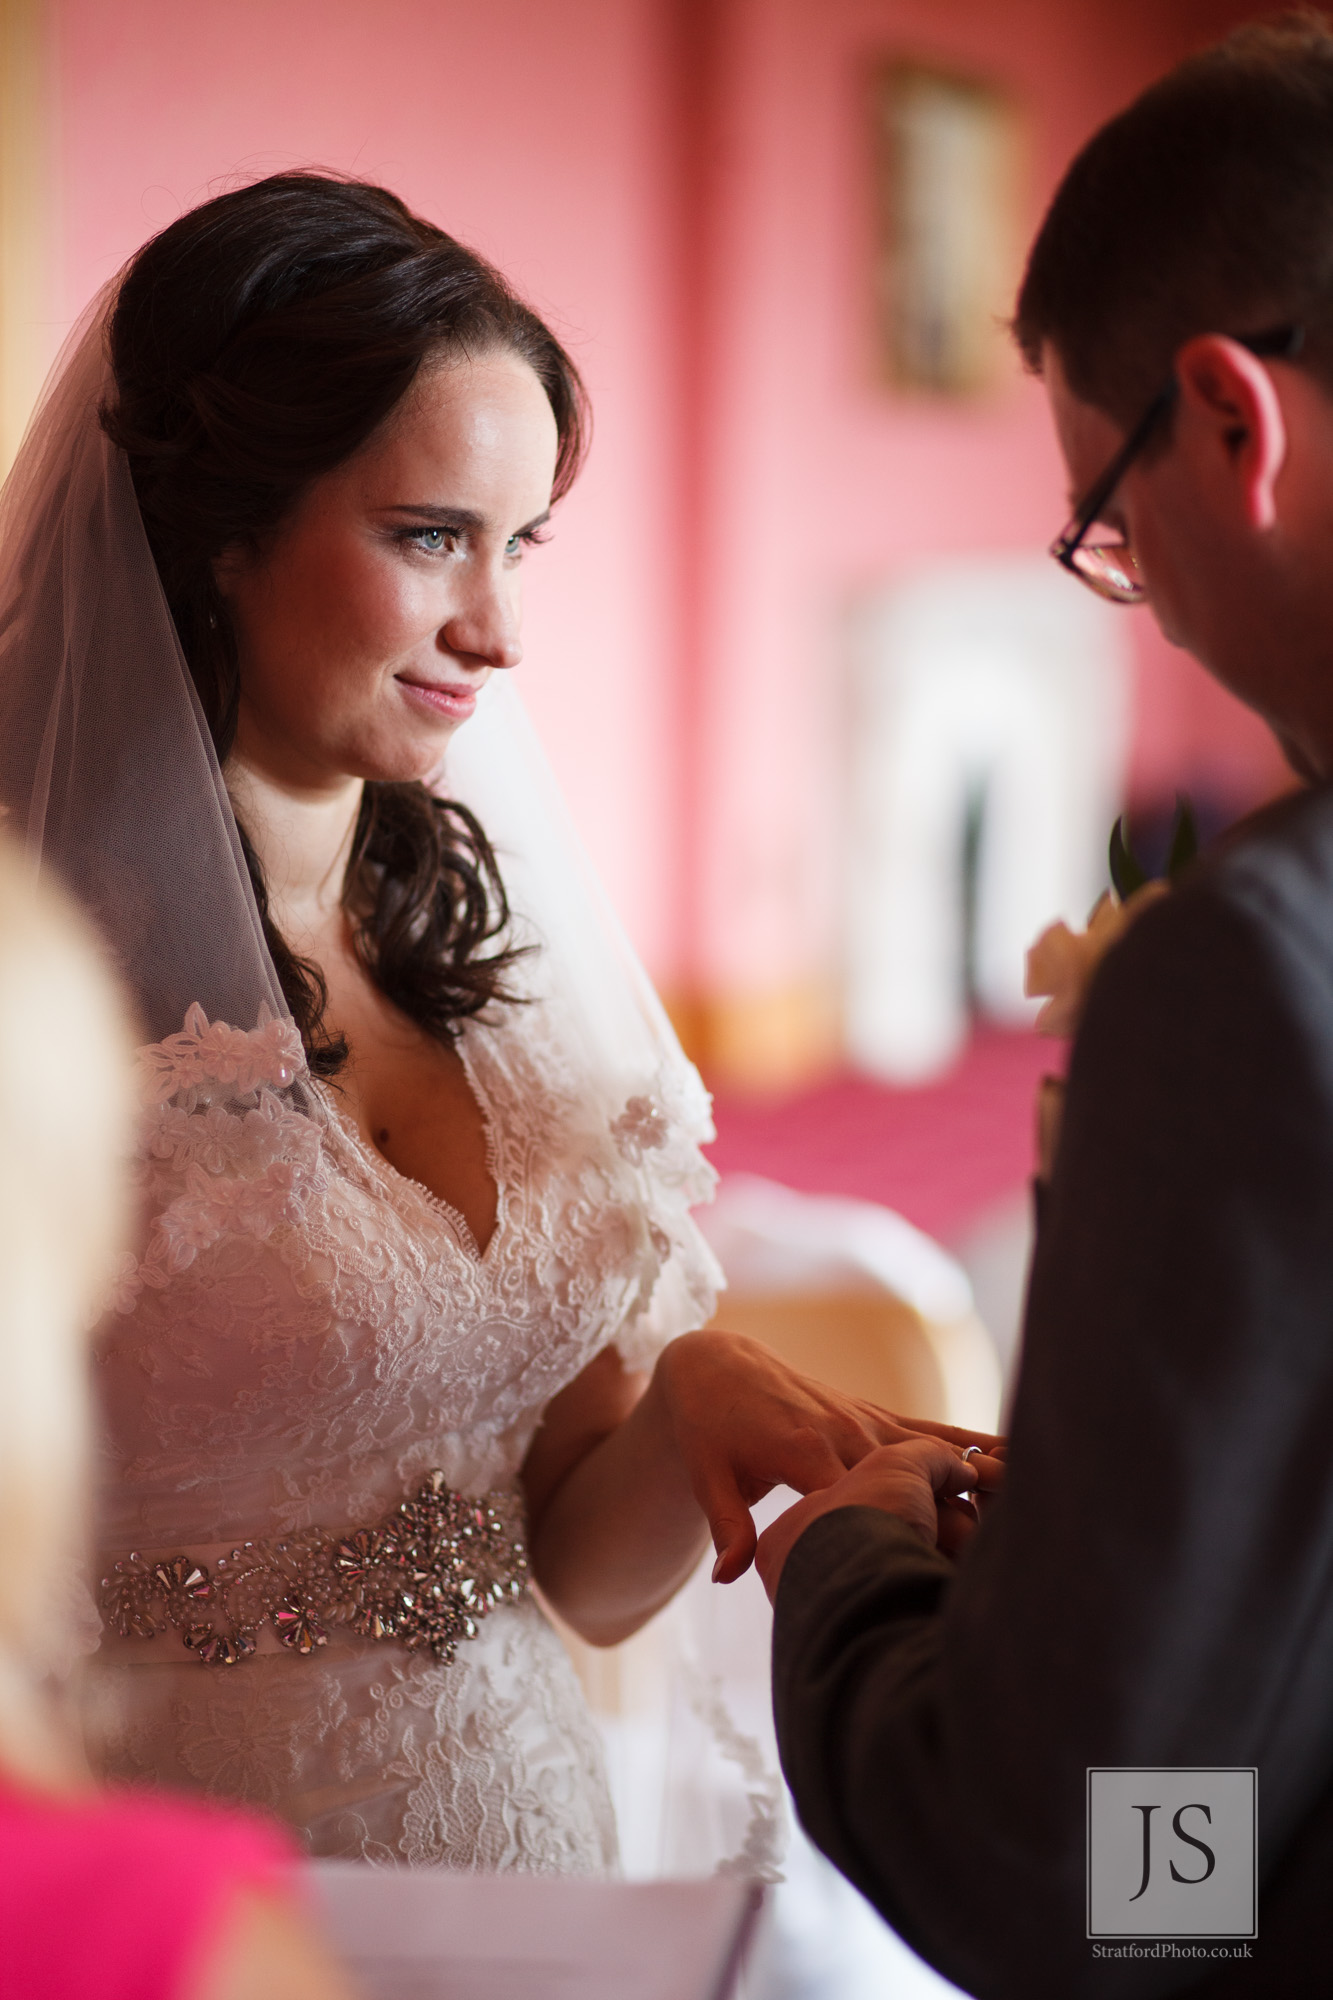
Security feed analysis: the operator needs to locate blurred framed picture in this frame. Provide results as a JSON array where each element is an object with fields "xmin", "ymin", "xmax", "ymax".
[{"xmin": 873, "ymin": 64, "xmax": 1022, "ymax": 395}]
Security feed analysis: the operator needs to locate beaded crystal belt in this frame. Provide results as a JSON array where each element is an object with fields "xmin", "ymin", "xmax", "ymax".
[{"xmin": 99, "ymin": 1471, "xmax": 528, "ymax": 1667}]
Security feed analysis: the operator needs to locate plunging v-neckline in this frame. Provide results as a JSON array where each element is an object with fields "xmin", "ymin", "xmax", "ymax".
[{"xmin": 316, "ymin": 1032, "xmax": 503, "ymax": 1263}]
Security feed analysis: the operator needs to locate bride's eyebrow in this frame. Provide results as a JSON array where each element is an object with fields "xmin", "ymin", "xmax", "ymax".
[
  {"xmin": 381, "ymin": 504, "xmax": 486, "ymax": 532},
  {"xmin": 380, "ymin": 504, "xmax": 552, "ymax": 537}
]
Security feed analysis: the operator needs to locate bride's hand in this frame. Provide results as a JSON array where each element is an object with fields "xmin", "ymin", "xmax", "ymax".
[
  {"xmin": 882, "ymin": 1414, "xmax": 1007, "ymax": 1462},
  {"xmin": 754, "ymin": 1434, "xmax": 1002, "ymax": 1601},
  {"xmin": 647, "ymin": 1329, "xmax": 1003, "ymax": 1582}
]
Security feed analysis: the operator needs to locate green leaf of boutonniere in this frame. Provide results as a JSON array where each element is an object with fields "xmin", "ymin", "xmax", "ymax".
[
  {"xmin": 1109, "ymin": 816, "xmax": 1148, "ymax": 900},
  {"xmin": 1164, "ymin": 794, "xmax": 1199, "ymax": 880},
  {"xmin": 1109, "ymin": 795, "xmax": 1199, "ymax": 900}
]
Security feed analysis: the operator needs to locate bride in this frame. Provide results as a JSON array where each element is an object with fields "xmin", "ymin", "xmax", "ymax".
[{"xmin": 0, "ymin": 173, "xmax": 982, "ymax": 1870}]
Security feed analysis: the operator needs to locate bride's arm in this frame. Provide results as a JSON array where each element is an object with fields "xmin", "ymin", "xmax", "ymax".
[
  {"xmin": 521, "ymin": 1345, "xmax": 704, "ymax": 1646},
  {"xmin": 522, "ymin": 1330, "xmax": 1003, "ymax": 1647}
]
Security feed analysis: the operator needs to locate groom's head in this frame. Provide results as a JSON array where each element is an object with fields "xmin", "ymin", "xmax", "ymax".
[{"xmin": 1016, "ymin": 16, "xmax": 1333, "ymax": 780}]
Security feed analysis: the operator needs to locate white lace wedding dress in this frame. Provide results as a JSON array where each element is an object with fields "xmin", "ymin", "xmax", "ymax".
[{"xmin": 90, "ymin": 998, "xmax": 719, "ymax": 1870}]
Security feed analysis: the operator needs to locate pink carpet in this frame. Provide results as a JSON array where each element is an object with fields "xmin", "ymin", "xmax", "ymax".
[{"xmin": 705, "ymin": 1028, "xmax": 1064, "ymax": 1244}]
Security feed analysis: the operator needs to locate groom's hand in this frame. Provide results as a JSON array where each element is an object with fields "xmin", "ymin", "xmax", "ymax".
[
  {"xmin": 650, "ymin": 1329, "xmax": 1003, "ymax": 1583},
  {"xmin": 754, "ymin": 1436, "xmax": 1004, "ymax": 1604}
]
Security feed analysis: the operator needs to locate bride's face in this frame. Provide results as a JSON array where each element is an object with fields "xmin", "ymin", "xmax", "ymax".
[{"xmin": 218, "ymin": 348, "xmax": 559, "ymax": 789}]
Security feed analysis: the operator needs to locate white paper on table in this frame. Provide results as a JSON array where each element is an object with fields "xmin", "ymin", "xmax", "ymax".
[{"xmin": 309, "ymin": 1862, "xmax": 763, "ymax": 2000}]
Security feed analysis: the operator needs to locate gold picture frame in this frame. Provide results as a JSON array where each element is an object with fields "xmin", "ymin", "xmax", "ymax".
[{"xmin": 873, "ymin": 63, "xmax": 1022, "ymax": 396}]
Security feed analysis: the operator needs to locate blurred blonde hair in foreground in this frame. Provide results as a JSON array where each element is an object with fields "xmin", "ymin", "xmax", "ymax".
[{"xmin": 0, "ymin": 831, "xmax": 134, "ymax": 1786}]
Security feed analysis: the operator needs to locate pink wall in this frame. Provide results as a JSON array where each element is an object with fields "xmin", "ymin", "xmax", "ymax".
[
  {"xmin": 684, "ymin": 0, "xmax": 1285, "ymax": 1007},
  {"xmin": 50, "ymin": 0, "xmax": 1285, "ymax": 1032},
  {"xmin": 52, "ymin": 0, "xmax": 687, "ymax": 982}
]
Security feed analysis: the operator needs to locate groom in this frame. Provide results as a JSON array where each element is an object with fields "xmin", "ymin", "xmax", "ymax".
[{"xmin": 759, "ymin": 19, "xmax": 1333, "ymax": 1995}]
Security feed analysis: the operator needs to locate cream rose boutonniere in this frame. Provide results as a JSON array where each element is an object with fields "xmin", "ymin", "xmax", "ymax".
[{"xmin": 1025, "ymin": 801, "xmax": 1198, "ymax": 1179}]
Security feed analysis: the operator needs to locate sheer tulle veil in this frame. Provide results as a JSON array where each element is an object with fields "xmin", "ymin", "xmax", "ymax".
[
  {"xmin": 0, "ymin": 279, "xmax": 720, "ymax": 1341},
  {"xmin": 0, "ymin": 282, "xmax": 287, "ymax": 1039}
]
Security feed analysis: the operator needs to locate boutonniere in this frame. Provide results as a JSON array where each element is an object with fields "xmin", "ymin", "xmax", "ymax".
[
  {"xmin": 1024, "ymin": 800, "xmax": 1198, "ymax": 1180},
  {"xmin": 1025, "ymin": 800, "xmax": 1199, "ymax": 1039}
]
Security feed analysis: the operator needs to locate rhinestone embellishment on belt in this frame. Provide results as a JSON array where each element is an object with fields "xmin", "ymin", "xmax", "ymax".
[{"xmin": 100, "ymin": 1472, "xmax": 528, "ymax": 1667}]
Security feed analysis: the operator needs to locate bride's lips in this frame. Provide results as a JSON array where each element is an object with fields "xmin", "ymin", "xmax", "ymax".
[{"xmin": 396, "ymin": 676, "xmax": 480, "ymax": 722}]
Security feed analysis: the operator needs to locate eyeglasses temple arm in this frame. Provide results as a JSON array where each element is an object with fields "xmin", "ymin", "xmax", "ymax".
[{"xmin": 1052, "ymin": 378, "xmax": 1180, "ymax": 565}]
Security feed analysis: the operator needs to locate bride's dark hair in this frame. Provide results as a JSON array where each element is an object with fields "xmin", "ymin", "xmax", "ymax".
[{"xmin": 101, "ymin": 172, "xmax": 588, "ymax": 1075}]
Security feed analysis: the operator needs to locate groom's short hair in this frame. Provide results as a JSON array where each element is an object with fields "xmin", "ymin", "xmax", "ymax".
[{"xmin": 1014, "ymin": 14, "xmax": 1333, "ymax": 424}]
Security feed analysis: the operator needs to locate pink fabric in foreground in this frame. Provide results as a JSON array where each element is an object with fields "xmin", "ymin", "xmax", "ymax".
[{"xmin": 0, "ymin": 1777, "xmax": 297, "ymax": 2000}]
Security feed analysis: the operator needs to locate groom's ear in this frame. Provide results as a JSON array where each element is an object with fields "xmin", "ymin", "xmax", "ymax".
[{"xmin": 1173, "ymin": 335, "xmax": 1288, "ymax": 533}]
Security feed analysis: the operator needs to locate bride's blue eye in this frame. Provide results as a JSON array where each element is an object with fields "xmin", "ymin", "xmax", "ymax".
[{"xmin": 396, "ymin": 523, "xmax": 456, "ymax": 555}]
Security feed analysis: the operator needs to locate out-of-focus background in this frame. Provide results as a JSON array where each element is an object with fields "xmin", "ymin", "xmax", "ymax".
[
  {"xmin": 1, "ymin": 0, "xmax": 1291, "ymax": 1351},
  {"xmin": 1, "ymin": 0, "xmax": 1292, "ymax": 1375},
  {"xmin": 0, "ymin": 4, "xmax": 1294, "ymax": 1974},
  {"xmin": 0, "ymin": 0, "xmax": 1287, "ymax": 1365}
]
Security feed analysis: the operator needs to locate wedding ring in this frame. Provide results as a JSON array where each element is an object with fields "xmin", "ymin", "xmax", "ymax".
[{"xmin": 958, "ymin": 1443, "xmax": 984, "ymax": 1516}]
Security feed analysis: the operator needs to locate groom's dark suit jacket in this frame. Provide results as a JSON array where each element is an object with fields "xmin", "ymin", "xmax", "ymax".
[{"xmin": 772, "ymin": 783, "xmax": 1333, "ymax": 1997}]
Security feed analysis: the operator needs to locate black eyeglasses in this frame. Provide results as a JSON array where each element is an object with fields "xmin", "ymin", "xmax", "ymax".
[{"xmin": 1050, "ymin": 325, "xmax": 1306, "ymax": 604}]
